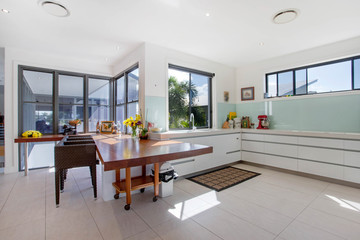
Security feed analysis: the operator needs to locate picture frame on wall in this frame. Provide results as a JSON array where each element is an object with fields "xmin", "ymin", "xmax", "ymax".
[
  {"xmin": 241, "ymin": 87, "xmax": 254, "ymax": 101},
  {"xmin": 100, "ymin": 121, "xmax": 114, "ymax": 134}
]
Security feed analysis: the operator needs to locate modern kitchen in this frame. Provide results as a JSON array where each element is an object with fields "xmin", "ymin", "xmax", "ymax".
[{"xmin": 1, "ymin": 1, "xmax": 360, "ymax": 240}]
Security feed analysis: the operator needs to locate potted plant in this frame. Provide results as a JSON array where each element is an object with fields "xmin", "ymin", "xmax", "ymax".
[{"xmin": 139, "ymin": 127, "xmax": 149, "ymax": 140}]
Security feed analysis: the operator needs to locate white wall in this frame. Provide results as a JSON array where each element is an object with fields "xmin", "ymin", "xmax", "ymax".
[
  {"xmin": 236, "ymin": 36, "xmax": 360, "ymax": 102},
  {"xmin": 4, "ymin": 47, "xmax": 112, "ymax": 173}
]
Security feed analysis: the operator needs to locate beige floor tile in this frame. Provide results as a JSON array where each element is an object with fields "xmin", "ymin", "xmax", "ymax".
[
  {"xmin": 124, "ymin": 229, "xmax": 161, "ymax": 240},
  {"xmin": 192, "ymin": 207, "xmax": 275, "ymax": 240},
  {"xmin": 0, "ymin": 218, "xmax": 45, "ymax": 240},
  {"xmin": 231, "ymin": 186, "xmax": 308, "ymax": 218},
  {"xmin": 46, "ymin": 209, "xmax": 103, "ymax": 240},
  {"xmin": 153, "ymin": 217, "xmax": 222, "ymax": 240},
  {"xmin": 174, "ymin": 179, "xmax": 211, "ymax": 196},
  {"xmin": 217, "ymin": 192, "xmax": 293, "ymax": 235},
  {"xmin": 297, "ymin": 207, "xmax": 360, "ymax": 240},
  {"xmin": 279, "ymin": 220, "xmax": 345, "ymax": 240},
  {"xmin": 93, "ymin": 209, "xmax": 149, "ymax": 240}
]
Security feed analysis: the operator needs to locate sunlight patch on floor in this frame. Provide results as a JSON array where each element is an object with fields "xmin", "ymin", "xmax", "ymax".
[{"xmin": 326, "ymin": 194, "xmax": 360, "ymax": 212}]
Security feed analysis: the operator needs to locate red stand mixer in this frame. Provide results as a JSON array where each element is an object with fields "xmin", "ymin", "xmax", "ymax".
[{"xmin": 256, "ymin": 115, "xmax": 270, "ymax": 129}]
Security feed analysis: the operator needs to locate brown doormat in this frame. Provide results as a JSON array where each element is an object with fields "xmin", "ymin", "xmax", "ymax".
[{"xmin": 187, "ymin": 167, "xmax": 260, "ymax": 192}]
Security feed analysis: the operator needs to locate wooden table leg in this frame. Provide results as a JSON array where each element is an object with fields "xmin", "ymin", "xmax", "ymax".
[
  {"xmin": 124, "ymin": 167, "xmax": 131, "ymax": 210},
  {"xmin": 114, "ymin": 169, "xmax": 120, "ymax": 199},
  {"xmin": 153, "ymin": 163, "xmax": 159, "ymax": 202},
  {"xmin": 24, "ymin": 142, "xmax": 28, "ymax": 176},
  {"xmin": 140, "ymin": 165, "xmax": 146, "ymax": 193}
]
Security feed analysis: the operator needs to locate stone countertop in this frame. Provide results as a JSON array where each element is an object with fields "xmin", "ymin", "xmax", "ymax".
[{"xmin": 149, "ymin": 128, "xmax": 360, "ymax": 140}]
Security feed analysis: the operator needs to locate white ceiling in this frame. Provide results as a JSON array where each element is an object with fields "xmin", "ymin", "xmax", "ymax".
[{"xmin": 1, "ymin": 0, "xmax": 360, "ymax": 68}]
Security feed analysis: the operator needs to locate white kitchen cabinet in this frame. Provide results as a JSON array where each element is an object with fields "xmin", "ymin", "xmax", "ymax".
[
  {"xmin": 298, "ymin": 137, "xmax": 343, "ymax": 149},
  {"xmin": 242, "ymin": 133, "xmax": 264, "ymax": 141},
  {"xmin": 265, "ymin": 155, "xmax": 297, "ymax": 171},
  {"xmin": 298, "ymin": 160, "xmax": 343, "ymax": 180},
  {"xmin": 343, "ymin": 167, "xmax": 360, "ymax": 184},
  {"xmin": 242, "ymin": 140, "xmax": 264, "ymax": 152},
  {"xmin": 344, "ymin": 151, "xmax": 360, "ymax": 168},
  {"xmin": 264, "ymin": 142, "xmax": 297, "ymax": 158},
  {"xmin": 343, "ymin": 140, "xmax": 360, "ymax": 151},
  {"xmin": 242, "ymin": 151, "xmax": 265, "ymax": 165},
  {"xmin": 264, "ymin": 135, "xmax": 297, "ymax": 144},
  {"xmin": 298, "ymin": 146, "xmax": 343, "ymax": 165},
  {"xmin": 169, "ymin": 158, "xmax": 195, "ymax": 176}
]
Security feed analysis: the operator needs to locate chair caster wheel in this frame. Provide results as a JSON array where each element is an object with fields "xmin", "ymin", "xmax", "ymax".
[
  {"xmin": 140, "ymin": 188, "xmax": 145, "ymax": 193},
  {"xmin": 153, "ymin": 196, "xmax": 158, "ymax": 202},
  {"xmin": 114, "ymin": 194, "xmax": 119, "ymax": 199},
  {"xmin": 124, "ymin": 204, "xmax": 130, "ymax": 210}
]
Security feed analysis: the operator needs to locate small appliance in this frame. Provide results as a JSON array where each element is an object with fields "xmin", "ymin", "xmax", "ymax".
[{"xmin": 256, "ymin": 115, "xmax": 270, "ymax": 129}]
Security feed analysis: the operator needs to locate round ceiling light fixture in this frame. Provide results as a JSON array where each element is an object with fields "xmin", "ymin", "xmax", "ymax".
[
  {"xmin": 41, "ymin": 1, "xmax": 69, "ymax": 17},
  {"xmin": 273, "ymin": 9, "xmax": 298, "ymax": 24}
]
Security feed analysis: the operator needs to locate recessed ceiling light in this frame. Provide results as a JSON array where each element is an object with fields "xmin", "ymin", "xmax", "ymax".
[
  {"xmin": 41, "ymin": 1, "xmax": 70, "ymax": 17},
  {"xmin": 1, "ymin": 9, "xmax": 10, "ymax": 13},
  {"xmin": 116, "ymin": 46, "xmax": 120, "ymax": 51},
  {"xmin": 259, "ymin": 42, "xmax": 264, "ymax": 46},
  {"xmin": 105, "ymin": 58, "xmax": 109, "ymax": 62},
  {"xmin": 205, "ymin": 13, "xmax": 210, "ymax": 17},
  {"xmin": 273, "ymin": 9, "xmax": 298, "ymax": 24}
]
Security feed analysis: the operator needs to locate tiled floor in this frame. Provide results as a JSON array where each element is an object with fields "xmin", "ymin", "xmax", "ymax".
[{"xmin": 0, "ymin": 163, "xmax": 360, "ymax": 240}]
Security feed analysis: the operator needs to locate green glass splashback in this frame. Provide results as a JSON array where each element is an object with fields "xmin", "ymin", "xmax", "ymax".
[
  {"xmin": 145, "ymin": 96, "xmax": 167, "ymax": 130},
  {"xmin": 236, "ymin": 94, "xmax": 360, "ymax": 133},
  {"xmin": 217, "ymin": 103, "xmax": 236, "ymax": 128}
]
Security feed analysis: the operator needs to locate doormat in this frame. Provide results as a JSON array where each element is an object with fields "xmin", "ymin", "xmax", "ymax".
[{"xmin": 187, "ymin": 167, "xmax": 260, "ymax": 192}]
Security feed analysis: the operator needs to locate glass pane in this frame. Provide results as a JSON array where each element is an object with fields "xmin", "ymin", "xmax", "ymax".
[
  {"xmin": 20, "ymin": 142, "xmax": 55, "ymax": 171},
  {"xmin": 23, "ymin": 103, "xmax": 53, "ymax": 134},
  {"xmin": 191, "ymin": 73, "xmax": 210, "ymax": 127},
  {"xmin": 278, "ymin": 71, "xmax": 293, "ymax": 96},
  {"xmin": 116, "ymin": 76, "xmax": 125, "ymax": 104},
  {"xmin": 308, "ymin": 61, "xmax": 351, "ymax": 94},
  {"xmin": 59, "ymin": 75, "xmax": 84, "ymax": 104},
  {"xmin": 88, "ymin": 106, "xmax": 110, "ymax": 132},
  {"xmin": 354, "ymin": 59, "xmax": 360, "ymax": 89},
  {"xmin": 295, "ymin": 69, "xmax": 307, "ymax": 95},
  {"xmin": 168, "ymin": 68, "xmax": 190, "ymax": 129},
  {"xmin": 128, "ymin": 68, "xmax": 139, "ymax": 102},
  {"xmin": 116, "ymin": 105, "xmax": 125, "ymax": 132},
  {"xmin": 126, "ymin": 102, "xmax": 139, "ymax": 133},
  {"xmin": 88, "ymin": 78, "xmax": 110, "ymax": 105},
  {"xmin": 22, "ymin": 70, "xmax": 53, "ymax": 103},
  {"xmin": 267, "ymin": 74, "xmax": 277, "ymax": 97},
  {"xmin": 59, "ymin": 105, "xmax": 84, "ymax": 133}
]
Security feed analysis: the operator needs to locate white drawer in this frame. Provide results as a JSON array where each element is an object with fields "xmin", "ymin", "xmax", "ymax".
[
  {"xmin": 343, "ymin": 167, "xmax": 360, "ymax": 184},
  {"xmin": 264, "ymin": 135, "xmax": 298, "ymax": 144},
  {"xmin": 242, "ymin": 151, "xmax": 265, "ymax": 165},
  {"xmin": 298, "ymin": 160, "xmax": 343, "ymax": 180},
  {"xmin": 264, "ymin": 142, "xmax": 297, "ymax": 158},
  {"xmin": 298, "ymin": 137, "xmax": 343, "ymax": 149},
  {"xmin": 225, "ymin": 150, "xmax": 241, "ymax": 164},
  {"xmin": 169, "ymin": 158, "xmax": 195, "ymax": 176},
  {"xmin": 242, "ymin": 140, "xmax": 264, "ymax": 152},
  {"xmin": 242, "ymin": 133, "xmax": 264, "ymax": 141},
  {"xmin": 344, "ymin": 151, "xmax": 360, "ymax": 168},
  {"xmin": 298, "ymin": 146, "xmax": 343, "ymax": 165},
  {"xmin": 343, "ymin": 140, "xmax": 360, "ymax": 151},
  {"xmin": 265, "ymin": 155, "xmax": 297, "ymax": 171}
]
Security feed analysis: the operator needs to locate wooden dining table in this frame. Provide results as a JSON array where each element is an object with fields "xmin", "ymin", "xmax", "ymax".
[{"xmin": 93, "ymin": 134, "xmax": 213, "ymax": 210}]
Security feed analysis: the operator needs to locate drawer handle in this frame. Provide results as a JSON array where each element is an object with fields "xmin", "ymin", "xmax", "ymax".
[
  {"xmin": 226, "ymin": 150, "xmax": 241, "ymax": 154},
  {"xmin": 171, "ymin": 159, "xmax": 195, "ymax": 165}
]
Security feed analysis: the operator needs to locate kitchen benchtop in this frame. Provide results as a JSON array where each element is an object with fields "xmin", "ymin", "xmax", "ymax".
[{"xmin": 150, "ymin": 128, "xmax": 360, "ymax": 140}]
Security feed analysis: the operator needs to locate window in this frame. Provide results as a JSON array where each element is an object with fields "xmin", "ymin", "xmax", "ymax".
[
  {"xmin": 115, "ymin": 65, "xmax": 139, "ymax": 133},
  {"xmin": 265, "ymin": 56, "xmax": 360, "ymax": 98},
  {"xmin": 168, "ymin": 64, "xmax": 212, "ymax": 129},
  {"xmin": 88, "ymin": 78, "xmax": 110, "ymax": 132}
]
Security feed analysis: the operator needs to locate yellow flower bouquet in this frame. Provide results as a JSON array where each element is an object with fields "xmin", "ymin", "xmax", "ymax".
[
  {"xmin": 22, "ymin": 130, "xmax": 42, "ymax": 137},
  {"xmin": 123, "ymin": 114, "xmax": 143, "ymax": 138}
]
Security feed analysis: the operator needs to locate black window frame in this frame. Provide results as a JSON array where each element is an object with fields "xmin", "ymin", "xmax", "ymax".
[
  {"xmin": 114, "ymin": 63, "xmax": 139, "ymax": 134},
  {"xmin": 168, "ymin": 64, "xmax": 213, "ymax": 130},
  {"xmin": 265, "ymin": 55, "xmax": 360, "ymax": 98}
]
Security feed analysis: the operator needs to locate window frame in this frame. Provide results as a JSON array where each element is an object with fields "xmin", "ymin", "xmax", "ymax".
[
  {"xmin": 114, "ymin": 63, "xmax": 139, "ymax": 134},
  {"xmin": 265, "ymin": 55, "xmax": 360, "ymax": 98},
  {"xmin": 168, "ymin": 64, "xmax": 213, "ymax": 130}
]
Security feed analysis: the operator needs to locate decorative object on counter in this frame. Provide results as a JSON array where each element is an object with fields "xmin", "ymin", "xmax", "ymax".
[
  {"xmin": 222, "ymin": 121, "xmax": 230, "ymax": 128},
  {"xmin": 22, "ymin": 130, "xmax": 42, "ymax": 137},
  {"xmin": 151, "ymin": 127, "xmax": 162, "ymax": 133},
  {"xmin": 256, "ymin": 115, "xmax": 270, "ymax": 129},
  {"xmin": 241, "ymin": 87, "xmax": 254, "ymax": 101},
  {"xmin": 62, "ymin": 125, "xmax": 76, "ymax": 135},
  {"xmin": 228, "ymin": 119, "xmax": 234, "ymax": 129},
  {"xmin": 228, "ymin": 112, "xmax": 237, "ymax": 120},
  {"xmin": 116, "ymin": 121, "xmax": 122, "ymax": 135},
  {"xmin": 224, "ymin": 91, "xmax": 229, "ymax": 102},
  {"xmin": 241, "ymin": 116, "xmax": 251, "ymax": 128},
  {"xmin": 96, "ymin": 121, "xmax": 100, "ymax": 133},
  {"xmin": 123, "ymin": 114, "xmax": 142, "ymax": 138},
  {"xmin": 187, "ymin": 167, "xmax": 260, "ymax": 192},
  {"xmin": 234, "ymin": 118, "xmax": 241, "ymax": 129},
  {"xmin": 100, "ymin": 121, "xmax": 114, "ymax": 134},
  {"xmin": 251, "ymin": 123, "xmax": 255, "ymax": 128},
  {"xmin": 139, "ymin": 128, "xmax": 149, "ymax": 140},
  {"xmin": 147, "ymin": 122, "xmax": 154, "ymax": 131}
]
